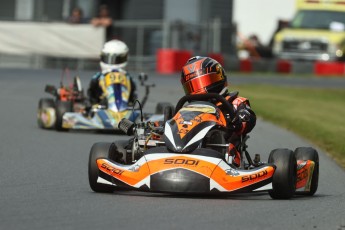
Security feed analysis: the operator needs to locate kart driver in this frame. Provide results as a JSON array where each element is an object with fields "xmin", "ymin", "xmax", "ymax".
[
  {"xmin": 87, "ymin": 39, "xmax": 137, "ymax": 106},
  {"xmin": 180, "ymin": 56, "xmax": 256, "ymax": 167}
]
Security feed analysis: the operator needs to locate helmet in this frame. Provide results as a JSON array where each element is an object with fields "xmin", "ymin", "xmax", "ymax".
[
  {"xmin": 181, "ymin": 56, "xmax": 227, "ymax": 95},
  {"xmin": 100, "ymin": 39, "xmax": 129, "ymax": 72}
]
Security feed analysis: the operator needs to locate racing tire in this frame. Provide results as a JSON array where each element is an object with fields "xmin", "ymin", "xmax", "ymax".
[
  {"xmin": 37, "ymin": 98, "xmax": 55, "ymax": 129},
  {"xmin": 109, "ymin": 140, "xmax": 129, "ymax": 164},
  {"xmin": 294, "ymin": 147, "xmax": 319, "ymax": 196},
  {"xmin": 163, "ymin": 106, "xmax": 174, "ymax": 123},
  {"xmin": 55, "ymin": 101, "xmax": 72, "ymax": 131},
  {"xmin": 88, "ymin": 142, "xmax": 115, "ymax": 193},
  {"xmin": 268, "ymin": 148, "xmax": 297, "ymax": 199},
  {"xmin": 155, "ymin": 102, "xmax": 174, "ymax": 115}
]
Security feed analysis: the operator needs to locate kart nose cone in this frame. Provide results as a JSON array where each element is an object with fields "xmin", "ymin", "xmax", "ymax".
[{"xmin": 150, "ymin": 168, "xmax": 210, "ymax": 193}]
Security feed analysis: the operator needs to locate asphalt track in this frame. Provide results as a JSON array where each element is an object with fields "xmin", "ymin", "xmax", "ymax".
[{"xmin": 0, "ymin": 68, "xmax": 344, "ymax": 230}]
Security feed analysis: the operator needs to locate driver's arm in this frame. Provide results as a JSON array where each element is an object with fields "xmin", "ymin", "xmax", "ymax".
[
  {"xmin": 231, "ymin": 98, "xmax": 256, "ymax": 135},
  {"xmin": 87, "ymin": 72, "xmax": 102, "ymax": 104}
]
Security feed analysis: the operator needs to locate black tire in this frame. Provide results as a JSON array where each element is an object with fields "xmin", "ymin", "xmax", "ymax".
[
  {"xmin": 294, "ymin": 147, "xmax": 319, "ymax": 196},
  {"xmin": 37, "ymin": 98, "xmax": 55, "ymax": 129},
  {"xmin": 268, "ymin": 148, "xmax": 297, "ymax": 199},
  {"xmin": 163, "ymin": 106, "xmax": 174, "ymax": 123},
  {"xmin": 88, "ymin": 142, "xmax": 114, "ymax": 193},
  {"xmin": 55, "ymin": 101, "xmax": 72, "ymax": 131},
  {"xmin": 155, "ymin": 102, "xmax": 174, "ymax": 114},
  {"xmin": 109, "ymin": 140, "xmax": 130, "ymax": 164}
]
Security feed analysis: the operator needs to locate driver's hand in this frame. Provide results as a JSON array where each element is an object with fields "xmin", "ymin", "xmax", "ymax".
[
  {"xmin": 237, "ymin": 109, "xmax": 251, "ymax": 122},
  {"xmin": 231, "ymin": 109, "xmax": 251, "ymax": 132}
]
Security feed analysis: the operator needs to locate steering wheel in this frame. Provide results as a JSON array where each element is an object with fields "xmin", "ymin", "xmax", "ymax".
[{"xmin": 174, "ymin": 93, "xmax": 235, "ymax": 120}]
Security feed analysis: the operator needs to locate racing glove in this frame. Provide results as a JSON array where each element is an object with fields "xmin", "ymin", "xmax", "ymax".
[
  {"xmin": 232, "ymin": 109, "xmax": 251, "ymax": 132},
  {"xmin": 237, "ymin": 108, "xmax": 251, "ymax": 122}
]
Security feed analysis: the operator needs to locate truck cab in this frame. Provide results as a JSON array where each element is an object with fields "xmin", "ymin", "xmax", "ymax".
[{"xmin": 273, "ymin": 0, "xmax": 345, "ymax": 61}]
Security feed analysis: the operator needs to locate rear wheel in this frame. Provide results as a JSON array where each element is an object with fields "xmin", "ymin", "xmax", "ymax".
[
  {"xmin": 163, "ymin": 106, "xmax": 174, "ymax": 123},
  {"xmin": 88, "ymin": 142, "xmax": 114, "ymax": 193},
  {"xmin": 109, "ymin": 140, "xmax": 130, "ymax": 164},
  {"xmin": 294, "ymin": 147, "xmax": 319, "ymax": 196},
  {"xmin": 37, "ymin": 98, "xmax": 55, "ymax": 129},
  {"xmin": 268, "ymin": 148, "xmax": 297, "ymax": 199},
  {"xmin": 55, "ymin": 101, "xmax": 72, "ymax": 131},
  {"xmin": 155, "ymin": 102, "xmax": 174, "ymax": 115}
]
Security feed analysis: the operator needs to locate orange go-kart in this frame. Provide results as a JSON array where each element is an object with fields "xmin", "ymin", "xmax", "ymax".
[{"xmin": 88, "ymin": 93, "xmax": 319, "ymax": 199}]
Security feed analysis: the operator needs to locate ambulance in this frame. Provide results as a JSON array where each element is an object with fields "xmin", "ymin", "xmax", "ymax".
[{"xmin": 273, "ymin": 0, "xmax": 345, "ymax": 61}]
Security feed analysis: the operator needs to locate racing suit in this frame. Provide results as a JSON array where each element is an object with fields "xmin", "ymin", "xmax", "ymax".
[
  {"xmin": 87, "ymin": 69, "xmax": 137, "ymax": 106},
  {"xmin": 217, "ymin": 91, "xmax": 256, "ymax": 167}
]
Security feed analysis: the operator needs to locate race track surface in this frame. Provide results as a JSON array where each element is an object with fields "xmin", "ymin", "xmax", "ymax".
[{"xmin": 0, "ymin": 69, "xmax": 344, "ymax": 230}]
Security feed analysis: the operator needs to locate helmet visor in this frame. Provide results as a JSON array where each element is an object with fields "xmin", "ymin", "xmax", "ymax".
[
  {"xmin": 100, "ymin": 52, "xmax": 128, "ymax": 65},
  {"xmin": 182, "ymin": 73, "xmax": 224, "ymax": 95}
]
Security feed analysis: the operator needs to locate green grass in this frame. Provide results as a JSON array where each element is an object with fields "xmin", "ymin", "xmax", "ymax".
[{"xmin": 234, "ymin": 84, "xmax": 345, "ymax": 168}]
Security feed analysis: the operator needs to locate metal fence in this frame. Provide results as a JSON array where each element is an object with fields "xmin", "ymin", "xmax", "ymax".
[
  {"xmin": 114, "ymin": 18, "xmax": 231, "ymax": 71},
  {"xmin": 0, "ymin": 19, "xmax": 234, "ymax": 71}
]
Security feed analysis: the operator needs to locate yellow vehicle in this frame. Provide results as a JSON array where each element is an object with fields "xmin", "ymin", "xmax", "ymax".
[{"xmin": 273, "ymin": 0, "xmax": 345, "ymax": 61}]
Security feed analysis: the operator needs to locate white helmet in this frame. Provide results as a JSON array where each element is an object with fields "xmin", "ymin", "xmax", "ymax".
[{"xmin": 100, "ymin": 39, "xmax": 129, "ymax": 72}]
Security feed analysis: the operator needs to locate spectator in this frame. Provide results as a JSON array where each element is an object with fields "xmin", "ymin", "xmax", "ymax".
[
  {"xmin": 68, "ymin": 7, "xmax": 86, "ymax": 24},
  {"xmin": 243, "ymin": 34, "xmax": 273, "ymax": 58},
  {"xmin": 91, "ymin": 5, "xmax": 113, "ymax": 41}
]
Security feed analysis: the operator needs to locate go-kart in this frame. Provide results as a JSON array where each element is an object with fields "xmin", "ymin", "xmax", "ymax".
[
  {"xmin": 88, "ymin": 93, "xmax": 319, "ymax": 199},
  {"xmin": 37, "ymin": 70, "xmax": 168, "ymax": 131}
]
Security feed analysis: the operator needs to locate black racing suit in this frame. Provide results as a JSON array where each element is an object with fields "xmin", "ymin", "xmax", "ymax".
[{"xmin": 218, "ymin": 91, "xmax": 256, "ymax": 166}]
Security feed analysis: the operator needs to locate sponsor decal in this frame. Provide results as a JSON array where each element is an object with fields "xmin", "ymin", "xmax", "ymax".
[
  {"xmin": 187, "ymin": 64, "xmax": 196, "ymax": 73},
  {"xmin": 178, "ymin": 128, "xmax": 188, "ymax": 135},
  {"xmin": 225, "ymin": 168, "xmax": 240, "ymax": 176},
  {"xmin": 181, "ymin": 121, "xmax": 193, "ymax": 125},
  {"xmin": 164, "ymin": 158, "xmax": 200, "ymax": 166},
  {"xmin": 241, "ymin": 170, "xmax": 268, "ymax": 183},
  {"xmin": 101, "ymin": 163, "xmax": 125, "ymax": 175},
  {"xmin": 297, "ymin": 160, "xmax": 307, "ymax": 170},
  {"xmin": 297, "ymin": 168, "xmax": 308, "ymax": 182},
  {"xmin": 128, "ymin": 164, "xmax": 140, "ymax": 172}
]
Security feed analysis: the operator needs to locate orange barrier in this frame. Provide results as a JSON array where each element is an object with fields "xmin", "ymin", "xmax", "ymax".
[
  {"xmin": 239, "ymin": 59, "xmax": 252, "ymax": 72},
  {"xmin": 156, "ymin": 49, "xmax": 192, "ymax": 74},
  {"xmin": 276, "ymin": 60, "xmax": 292, "ymax": 73},
  {"xmin": 314, "ymin": 61, "xmax": 345, "ymax": 76},
  {"xmin": 208, "ymin": 53, "xmax": 224, "ymax": 66}
]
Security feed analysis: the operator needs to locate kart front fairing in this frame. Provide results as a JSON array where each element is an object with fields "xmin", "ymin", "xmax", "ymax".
[
  {"xmin": 96, "ymin": 149, "xmax": 275, "ymax": 193},
  {"xmin": 62, "ymin": 71, "xmax": 139, "ymax": 130},
  {"xmin": 164, "ymin": 102, "xmax": 227, "ymax": 153}
]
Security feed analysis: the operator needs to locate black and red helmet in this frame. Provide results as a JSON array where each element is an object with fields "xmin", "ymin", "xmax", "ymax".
[{"xmin": 181, "ymin": 56, "xmax": 228, "ymax": 95}]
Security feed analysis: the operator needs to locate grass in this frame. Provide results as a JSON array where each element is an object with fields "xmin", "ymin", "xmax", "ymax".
[{"xmin": 234, "ymin": 84, "xmax": 345, "ymax": 168}]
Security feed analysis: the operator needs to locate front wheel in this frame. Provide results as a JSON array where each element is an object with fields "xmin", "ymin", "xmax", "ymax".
[
  {"xmin": 155, "ymin": 102, "xmax": 174, "ymax": 115},
  {"xmin": 268, "ymin": 148, "xmax": 297, "ymax": 199},
  {"xmin": 55, "ymin": 101, "xmax": 72, "ymax": 131},
  {"xmin": 109, "ymin": 140, "xmax": 130, "ymax": 164},
  {"xmin": 88, "ymin": 142, "xmax": 115, "ymax": 193},
  {"xmin": 37, "ymin": 98, "xmax": 56, "ymax": 129},
  {"xmin": 294, "ymin": 147, "xmax": 319, "ymax": 196}
]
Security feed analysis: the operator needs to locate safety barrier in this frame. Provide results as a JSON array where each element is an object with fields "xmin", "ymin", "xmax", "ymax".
[
  {"xmin": 156, "ymin": 49, "xmax": 192, "ymax": 74},
  {"xmin": 236, "ymin": 58, "xmax": 345, "ymax": 76}
]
